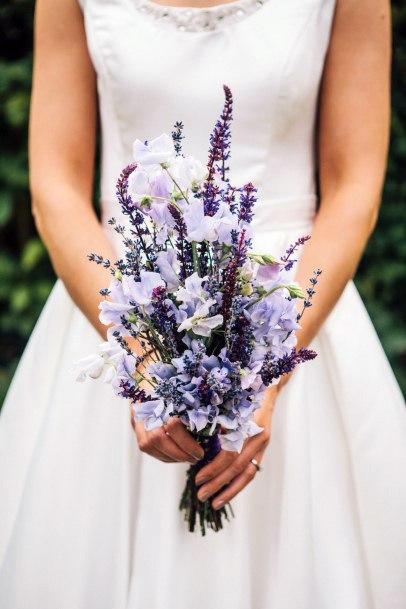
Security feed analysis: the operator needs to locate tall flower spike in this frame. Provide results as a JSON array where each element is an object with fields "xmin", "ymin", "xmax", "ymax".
[
  {"xmin": 168, "ymin": 203, "xmax": 194, "ymax": 280},
  {"xmin": 171, "ymin": 121, "xmax": 185, "ymax": 156},
  {"xmin": 238, "ymin": 182, "xmax": 257, "ymax": 223},
  {"xmin": 203, "ymin": 85, "xmax": 234, "ymax": 216},
  {"xmin": 260, "ymin": 348, "xmax": 317, "ymax": 386},
  {"xmin": 280, "ymin": 235, "xmax": 311, "ymax": 271},
  {"xmin": 220, "ymin": 229, "xmax": 247, "ymax": 325},
  {"xmin": 115, "ymin": 163, "xmax": 155, "ymax": 270}
]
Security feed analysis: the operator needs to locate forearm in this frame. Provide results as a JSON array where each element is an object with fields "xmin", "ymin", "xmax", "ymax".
[
  {"xmin": 32, "ymin": 186, "xmax": 116, "ymax": 339},
  {"xmin": 293, "ymin": 184, "xmax": 379, "ymax": 350}
]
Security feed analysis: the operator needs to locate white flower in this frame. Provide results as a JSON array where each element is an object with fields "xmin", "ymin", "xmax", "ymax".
[
  {"xmin": 169, "ymin": 155, "xmax": 207, "ymax": 190},
  {"xmin": 72, "ymin": 338, "xmax": 124, "ymax": 383},
  {"xmin": 72, "ymin": 353, "xmax": 105, "ymax": 382},
  {"xmin": 133, "ymin": 133, "xmax": 175, "ymax": 167},
  {"xmin": 175, "ymin": 272, "xmax": 208, "ymax": 303},
  {"xmin": 177, "ymin": 299, "xmax": 223, "ymax": 337},
  {"xmin": 240, "ymin": 259, "xmax": 258, "ymax": 282},
  {"xmin": 127, "ymin": 166, "xmax": 151, "ymax": 201}
]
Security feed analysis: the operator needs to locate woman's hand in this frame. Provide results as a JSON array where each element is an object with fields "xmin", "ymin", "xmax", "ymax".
[
  {"xmin": 194, "ymin": 386, "xmax": 279, "ymax": 510},
  {"xmin": 127, "ymin": 341, "xmax": 206, "ymax": 464},
  {"xmin": 131, "ymin": 414, "xmax": 205, "ymax": 465}
]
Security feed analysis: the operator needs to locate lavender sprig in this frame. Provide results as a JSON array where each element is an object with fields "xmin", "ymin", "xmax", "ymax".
[
  {"xmin": 172, "ymin": 121, "xmax": 185, "ymax": 156},
  {"xmin": 238, "ymin": 182, "xmax": 257, "ymax": 223},
  {"xmin": 203, "ymin": 84, "xmax": 234, "ymax": 215},
  {"xmin": 261, "ymin": 348, "xmax": 317, "ymax": 386},
  {"xmin": 281, "ymin": 235, "xmax": 311, "ymax": 271}
]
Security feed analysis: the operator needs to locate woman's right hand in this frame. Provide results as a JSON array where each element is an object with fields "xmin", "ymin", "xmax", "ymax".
[{"xmin": 131, "ymin": 414, "xmax": 205, "ymax": 464}]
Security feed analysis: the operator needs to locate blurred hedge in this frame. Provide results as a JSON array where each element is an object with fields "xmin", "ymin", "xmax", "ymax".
[{"xmin": 0, "ymin": 1, "xmax": 405, "ymax": 405}]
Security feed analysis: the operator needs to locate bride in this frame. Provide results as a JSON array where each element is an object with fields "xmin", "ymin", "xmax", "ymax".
[{"xmin": 1, "ymin": 0, "xmax": 405, "ymax": 607}]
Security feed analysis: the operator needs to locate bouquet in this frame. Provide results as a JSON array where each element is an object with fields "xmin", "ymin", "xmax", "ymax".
[{"xmin": 74, "ymin": 86, "xmax": 320, "ymax": 535}]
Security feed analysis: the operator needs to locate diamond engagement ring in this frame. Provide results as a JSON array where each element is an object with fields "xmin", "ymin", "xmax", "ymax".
[{"xmin": 250, "ymin": 458, "xmax": 261, "ymax": 472}]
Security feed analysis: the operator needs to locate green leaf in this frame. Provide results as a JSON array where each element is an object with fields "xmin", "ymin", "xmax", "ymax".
[
  {"xmin": 10, "ymin": 285, "xmax": 30, "ymax": 312},
  {"xmin": 0, "ymin": 191, "xmax": 13, "ymax": 226},
  {"xmin": 21, "ymin": 239, "xmax": 46, "ymax": 271}
]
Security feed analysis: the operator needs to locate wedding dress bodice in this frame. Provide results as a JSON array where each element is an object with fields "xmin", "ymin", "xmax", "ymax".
[{"xmin": 80, "ymin": 0, "xmax": 336, "ymax": 245}]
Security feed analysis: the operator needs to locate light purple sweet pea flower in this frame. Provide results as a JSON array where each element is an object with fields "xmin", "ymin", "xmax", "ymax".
[
  {"xmin": 156, "ymin": 249, "xmax": 180, "ymax": 292},
  {"xmin": 150, "ymin": 169, "xmax": 173, "ymax": 199},
  {"xmin": 240, "ymin": 361, "xmax": 263, "ymax": 390},
  {"xmin": 248, "ymin": 294, "xmax": 300, "ymax": 332},
  {"xmin": 184, "ymin": 200, "xmax": 218, "ymax": 242},
  {"xmin": 188, "ymin": 405, "xmax": 219, "ymax": 433},
  {"xmin": 122, "ymin": 271, "xmax": 165, "ymax": 308},
  {"xmin": 98, "ymin": 278, "xmax": 134, "ymax": 330},
  {"xmin": 99, "ymin": 300, "xmax": 134, "ymax": 328},
  {"xmin": 146, "ymin": 361, "xmax": 177, "ymax": 381},
  {"xmin": 256, "ymin": 262, "xmax": 283, "ymax": 286},
  {"xmin": 220, "ymin": 419, "xmax": 264, "ymax": 453},
  {"xmin": 213, "ymin": 201, "xmax": 240, "ymax": 244},
  {"xmin": 133, "ymin": 133, "xmax": 175, "ymax": 167},
  {"xmin": 133, "ymin": 399, "xmax": 167, "ymax": 431}
]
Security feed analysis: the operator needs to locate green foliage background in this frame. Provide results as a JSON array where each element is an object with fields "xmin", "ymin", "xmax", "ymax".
[{"xmin": 0, "ymin": 1, "xmax": 405, "ymax": 405}]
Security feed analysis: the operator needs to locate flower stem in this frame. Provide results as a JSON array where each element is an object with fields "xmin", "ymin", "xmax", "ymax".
[
  {"xmin": 164, "ymin": 168, "xmax": 190, "ymax": 205},
  {"xmin": 245, "ymin": 284, "xmax": 288, "ymax": 309},
  {"xmin": 192, "ymin": 242, "xmax": 201, "ymax": 277}
]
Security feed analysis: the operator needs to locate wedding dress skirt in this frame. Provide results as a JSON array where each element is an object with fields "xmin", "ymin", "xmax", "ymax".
[{"xmin": 1, "ymin": 0, "xmax": 406, "ymax": 607}]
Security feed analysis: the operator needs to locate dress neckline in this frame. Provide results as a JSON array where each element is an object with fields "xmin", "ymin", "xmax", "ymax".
[{"xmin": 135, "ymin": 0, "xmax": 271, "ymax": 32}]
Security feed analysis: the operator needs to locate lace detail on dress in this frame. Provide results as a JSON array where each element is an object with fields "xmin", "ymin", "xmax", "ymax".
[{"xmin": 135, "ymin": 0, "xmax": 271, "ymax": 32}]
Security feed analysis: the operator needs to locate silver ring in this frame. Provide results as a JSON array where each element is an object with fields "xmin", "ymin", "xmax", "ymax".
[{"xmin": 250, "ymin": 458, "xmax": 262, "ymax": 472}]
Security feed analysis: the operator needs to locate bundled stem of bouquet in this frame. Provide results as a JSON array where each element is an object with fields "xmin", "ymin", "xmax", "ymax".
[{"xmin": 75, "ymin": 86, "xmax": 320, "ymax": 535}]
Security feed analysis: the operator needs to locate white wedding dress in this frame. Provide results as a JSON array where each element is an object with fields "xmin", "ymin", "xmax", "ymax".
[{"xmin": 1, "ymin": 0, "xmax": 406, "ymax": 607}]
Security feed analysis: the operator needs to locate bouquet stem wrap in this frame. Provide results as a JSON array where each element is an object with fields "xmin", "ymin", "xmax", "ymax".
[{"xmin": 179, "ymin": 432, "xmax": 234, "ymax": 535}]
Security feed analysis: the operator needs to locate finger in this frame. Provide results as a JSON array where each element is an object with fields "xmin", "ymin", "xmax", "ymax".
[
  {"xmin": 211, "ymin": 461, "xmax": 258, "ymax": 509},
  {"xmin": 150, "ymin": 427, "xmax": 199, "ymax": 464},
  {"xmin": 134, "ymin": 422, "xmax": 177, "ymax": 462},
  {"xmin": 196, "ymin": 437, "xmax": 263, "ymax": 502},
  {"xmin": 165, "ymin": 418, "xmax": 205, "ymax": 460},
  {"xmin": 194, "ymin": 449, "xmax": 237, "ymax": 486}
]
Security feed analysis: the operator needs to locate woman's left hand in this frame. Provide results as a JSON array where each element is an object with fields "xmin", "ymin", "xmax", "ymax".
[{"xmin": 194, "ymin": 386, "xmax": 279, "ymax": 510}]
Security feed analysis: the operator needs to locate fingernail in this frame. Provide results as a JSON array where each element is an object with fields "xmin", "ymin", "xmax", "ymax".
[
  {"xmin": 195, "ymin": 476, "xmax": 206, "ymax": 486},
  {"xmin": 198, "ymin": 490, "xmax": 210, "ymax": 502},
  {"xmin": 213, "ymin": 499, "xmax": 225, "ymax": 510},
  {"xmin": 194, "ymin": 452, "xmax": 204, "ymax": 460}
]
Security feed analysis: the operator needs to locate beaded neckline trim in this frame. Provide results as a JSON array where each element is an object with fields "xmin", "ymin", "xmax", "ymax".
[{"xmin": 135, "ymin": 0, "xmax": 271, "ymax": 32}]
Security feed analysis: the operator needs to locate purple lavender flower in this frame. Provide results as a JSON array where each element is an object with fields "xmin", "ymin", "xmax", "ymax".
[
  {"xmin": 261, "ymin": 347, "xmax": 317, "ymax": 386},
  {"xmin": 238, "ymin": 182, "xmax": 257, "ymax": 223},
  {"xmin": 202, "ymin": 84, "xmax": 233, "ymax": 215}
]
